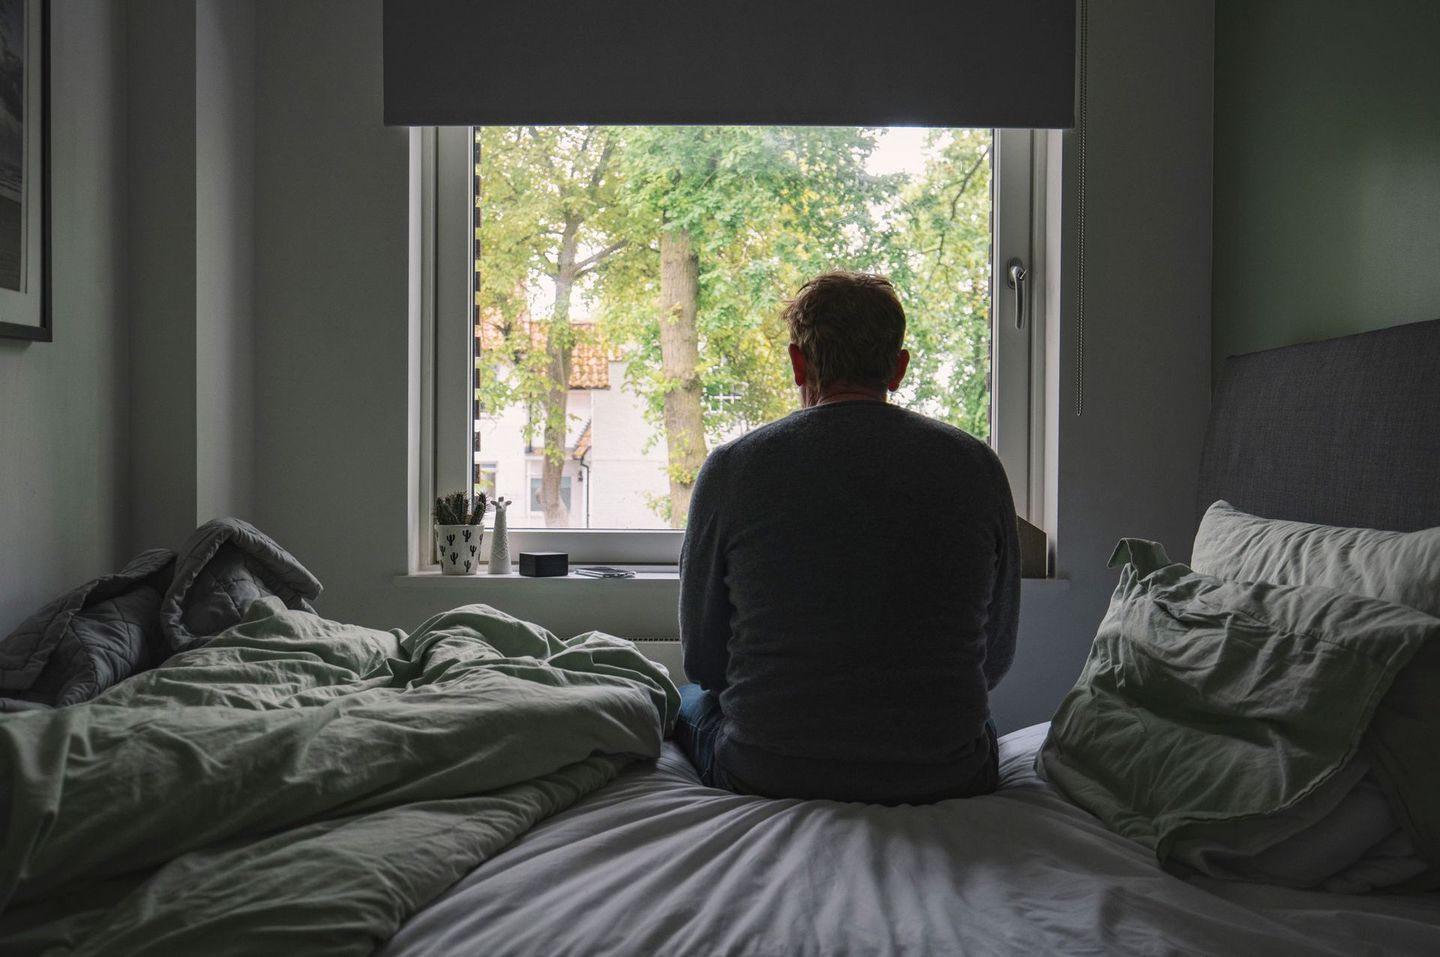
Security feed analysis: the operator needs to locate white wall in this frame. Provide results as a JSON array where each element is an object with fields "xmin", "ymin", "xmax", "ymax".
[
  {"xmin": 478, "ymin": 388, "xmax": 594, "ymax": 527},
  {"xmin": 588, "ymin": 360, "xmax": 671, "ymax": 527},
  {"xmin": 0, "ymin": 2, "xmax": 129, "ymax": 635},
  {"xmin": 478, "ymin": 370, "xmax": 678, "ymax": 530},
  {"xmin": 248, "ymin": 0, "xmax": 1213, "ymax": 732}
]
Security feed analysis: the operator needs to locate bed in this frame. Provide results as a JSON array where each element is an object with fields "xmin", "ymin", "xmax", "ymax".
[
  {"xmin": 379, "ymin": 319, "xmax": 1440, "ymax": 956},
  {"xmin": 2, "ymin": 322, "xmax": 1437, "ymax": 956},
  {"xmin": 378, "ymin": 725, "xmax": 1439, "ymax": 956}
]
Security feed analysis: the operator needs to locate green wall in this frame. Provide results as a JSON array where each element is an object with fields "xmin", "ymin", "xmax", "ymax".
[{"xmin": 1213, "ymin": 0, "xmax": 1440, "ymax": 372}]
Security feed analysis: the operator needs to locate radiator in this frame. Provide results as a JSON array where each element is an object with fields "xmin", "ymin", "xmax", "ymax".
[{"xmin": 626, "ymin": 637, "xmax": 686, "ymax": 684}]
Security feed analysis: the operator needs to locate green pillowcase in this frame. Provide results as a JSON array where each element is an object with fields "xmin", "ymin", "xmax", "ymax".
[
  {"xmin": 1039, "ymin": 538, "xmax": 1440, "ymax": 889},
  {"xmin": 1192, "ymin": 501, "xmax": 1440, "ymax": 617}
]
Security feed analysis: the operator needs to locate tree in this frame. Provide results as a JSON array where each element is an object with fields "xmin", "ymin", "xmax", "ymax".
[
  {"xmin": 474, "ymin": 125, "xmax": 996, "ymax": 528},
  {"xmin": 887, "ymin": 129, "xmax": 994, "ymax": 439},
  {"xmin": 474, "ymin": 127, "xmax": 632, "ymax": 526},
  {"xmin": 601, "ymin": 126, "xmax": 901, "ymax": 525}
]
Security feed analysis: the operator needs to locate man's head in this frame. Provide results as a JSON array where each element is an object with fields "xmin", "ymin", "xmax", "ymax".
[{"xmin": 782, "ymin": 272, "xmax": 910, "ymax": 403}]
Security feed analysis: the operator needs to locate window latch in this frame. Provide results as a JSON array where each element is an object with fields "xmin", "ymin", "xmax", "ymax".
[{"xmin": 1006, "ymin": 258, "xmax": 1028, "ymax": 330}]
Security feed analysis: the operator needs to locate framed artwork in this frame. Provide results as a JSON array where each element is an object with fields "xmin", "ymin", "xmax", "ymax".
[{"xmin": 0, "ymin": 0, "xmax": 48, "ymax": 342}]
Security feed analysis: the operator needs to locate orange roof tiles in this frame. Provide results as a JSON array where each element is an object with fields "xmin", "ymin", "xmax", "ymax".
[
  {"xmin": 571, "ymin": 419, "xmax": 593, "ymax": 460},
  {"xmin": 476, "ymin": 313, "xmax": 616, "ymax": 391}
]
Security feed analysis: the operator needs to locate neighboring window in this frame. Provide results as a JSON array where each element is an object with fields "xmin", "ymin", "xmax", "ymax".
[
  {"xmin": 475, "ymin": 462, "xmax": 498, "ymax": 502},
  {"xmin": 528, "ymin": 471, "xmax": 573, "ymax": 515},
  {"xmin": 426, "ymin": 126, "xmax": 1044, "ymax": 564},
  {"xmin": 704, "ymin": 384, "xmax": 744, "ymax": 417}
]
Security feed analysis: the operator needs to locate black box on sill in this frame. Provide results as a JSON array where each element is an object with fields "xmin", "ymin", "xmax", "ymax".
[{"xmin": 518, "ymin": 551, "xmax": 569, "ymax": 577}]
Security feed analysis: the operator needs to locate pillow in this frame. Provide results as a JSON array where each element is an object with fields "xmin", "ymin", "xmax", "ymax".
[
  {"xmin": 1192, "ymin": 500, "xmax": 1440, "ymax": 618},
  {"xmin": 1039, "ymin": 539, "xmax": 1440, "ymax": 890}
]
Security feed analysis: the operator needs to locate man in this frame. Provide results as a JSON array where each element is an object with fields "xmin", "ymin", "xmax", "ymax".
[{"xmin": 676, "ymin": 271, "xmax": 1020, "ymax": 805}]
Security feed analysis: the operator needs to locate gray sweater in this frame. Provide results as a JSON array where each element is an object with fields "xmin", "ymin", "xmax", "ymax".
[{"xmin": 679, "ymin": 400, "xmax": 1019, "ymax": 804}]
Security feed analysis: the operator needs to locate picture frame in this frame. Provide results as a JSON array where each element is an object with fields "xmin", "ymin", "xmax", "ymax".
[{"xmin": 0, "ymin": 0, "xmax": 49, "ymax": 342}]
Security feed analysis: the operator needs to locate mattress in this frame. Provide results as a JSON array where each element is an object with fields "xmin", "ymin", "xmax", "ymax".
[{"xmin": 380, "ymin": 724, "xmax": 1440, "ymax": 956}]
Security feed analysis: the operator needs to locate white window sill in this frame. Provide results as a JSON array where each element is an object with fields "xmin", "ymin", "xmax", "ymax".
[
  {"xmin": 396, "ymin": 566, "xmax": 681, "ymax": 584},
  {"xmin": 396, "ymin": 570, "xmax": 1069, "ymax": 591}
]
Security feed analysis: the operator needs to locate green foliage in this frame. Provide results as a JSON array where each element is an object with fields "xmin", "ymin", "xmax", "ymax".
[
  {"xmin": 433, "ymin": 491, "xmax": 487, "ymax": 526},
  {"xmin": 887, "ymin": 129, "xmax": 994, "ymax": 438},
  {"xmin": 474, "ymin": 127, "xmax": 636, "ymax": 432},
  {"xmin": 600, "ymin": 126, "xmax": 901, "ymax": 442},
  {"xmin": 473, "ymin": 125, "xmax": 996, "ymax": 523}
]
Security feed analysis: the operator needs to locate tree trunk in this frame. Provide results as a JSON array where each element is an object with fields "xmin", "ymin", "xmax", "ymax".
[
  {"xmin": 657, "ymin": 227, "xmax": 707, "ymax": 527},
  {"xmin": 540, "ymin": 224, "xmax": 579, "ymax": 528}
]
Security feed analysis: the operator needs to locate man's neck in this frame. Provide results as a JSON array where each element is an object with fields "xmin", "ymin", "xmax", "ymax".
[{"xmin": 806, "ymin": 383, "xmax": 888, "ymax": 407}]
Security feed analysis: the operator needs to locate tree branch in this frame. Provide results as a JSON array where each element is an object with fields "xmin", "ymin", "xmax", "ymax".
[
  {"xmin": 573, "ymin": 240, "xmax": 629, "ymax": 276},
  {"xmin": 928, "ymin": 145, "xmax": 991, "ymax": 284},
  {"xmin": 584, "ymin": 137, "xmax": 616, "ymax": 199},
  {"xmin": 571, "ymin": 127, "xmax": 597, "ymax": 180},
  {"xmin": 947, "ymin": 145, "xmax": 991, "ymax": 220}
]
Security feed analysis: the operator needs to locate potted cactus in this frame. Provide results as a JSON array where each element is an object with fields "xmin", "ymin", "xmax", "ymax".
[{"xmin": 433, "ymin": 491, "xmax": 487, "ymax": 575}]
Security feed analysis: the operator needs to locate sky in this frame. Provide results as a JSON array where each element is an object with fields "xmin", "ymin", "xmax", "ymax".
[{"xmin": 866, "ymin": 126, "xmax": 935, "ymax": 176}]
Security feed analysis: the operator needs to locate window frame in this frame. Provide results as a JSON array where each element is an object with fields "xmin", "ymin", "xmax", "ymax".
[{"xmin": 421, "ymin": 126, "xmax": 1047, "ymax": 568}]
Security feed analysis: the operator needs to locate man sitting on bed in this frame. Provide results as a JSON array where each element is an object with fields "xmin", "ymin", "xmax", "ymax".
[{"xmin": 676, "ymin": 271, "xmax": 1020, "ymax": 804}]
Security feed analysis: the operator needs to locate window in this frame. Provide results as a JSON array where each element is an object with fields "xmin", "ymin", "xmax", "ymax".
[
  {"xmin": 528, "ymin": 469, "xmax": 572, "ymax": 515},
  {"xmin": 474, "ymin": 462, "xmax": 497, "ymax": 501},
  {"xmin": 424, "ymin": 126, "xmax": 1047, "ymax": 565},
  {"xmin": 704, "ymin": 384, "xmax": 744, "ymax": 417}
]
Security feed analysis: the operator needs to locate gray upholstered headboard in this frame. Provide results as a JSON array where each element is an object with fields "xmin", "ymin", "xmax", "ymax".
[{"xmin": 1198, "ymin": 318, "xmax": 1440, "ymax": 533}]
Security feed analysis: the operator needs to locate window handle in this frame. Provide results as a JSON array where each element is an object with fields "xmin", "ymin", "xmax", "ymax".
[{"xmin": 1006, "ymin": 258, "xmax": 1028, "ymax": 330}]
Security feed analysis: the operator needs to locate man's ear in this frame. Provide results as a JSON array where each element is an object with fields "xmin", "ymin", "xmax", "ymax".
[
  {"xmin": 788, "ymin": 342, "xmax": 807, "ymax": 387},
  {"xmin": 887, "ymin": 349, "xmax": 910, "ymax": 391}
]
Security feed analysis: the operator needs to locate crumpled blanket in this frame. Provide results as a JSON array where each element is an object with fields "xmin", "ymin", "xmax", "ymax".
[
  {"xmin": 0, "ymin": 600, "xmax": 678, "ymax": 957},
  {"xmin": 0, "ymin": 518, "xmax": 320, "ymax": 710},
  {"xmin": 159, "ymin": 517, "xmax": 321, "ymax": 652},
  {"xmin": 0, "ymin": 551, "xmax": 175, "ymax": 711}
]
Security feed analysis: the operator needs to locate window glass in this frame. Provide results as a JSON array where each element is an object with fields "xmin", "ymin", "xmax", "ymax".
[
  {"xmin": 470, "ymin": 126, "xmax": 995, "ymax": 531},
  {"xmin": 474, "ymin": 462, "xmax": 497, "ymax": 502},
  {"xmin": 528, "ymin": 473, "xmax": 572, "ymax": 514}
]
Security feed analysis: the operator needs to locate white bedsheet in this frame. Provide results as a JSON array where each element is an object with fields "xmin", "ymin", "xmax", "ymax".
[{"xmin": 381, "ymin": 724, "xmax": 1440, "ymax": 956}]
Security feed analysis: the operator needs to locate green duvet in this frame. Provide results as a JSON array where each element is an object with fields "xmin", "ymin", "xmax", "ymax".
[{"xmin": 0, "ymin": 599, "xmax": 678, "ymax": 956}]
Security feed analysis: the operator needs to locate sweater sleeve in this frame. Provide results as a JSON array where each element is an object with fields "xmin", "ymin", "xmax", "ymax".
[
  {"xmin": 679, "ymin": 448, "xmax": 733, "ymax": 691},
  {"xmin": 982, "ymin": 455, "xmax": 1021, "ymax": 691}
]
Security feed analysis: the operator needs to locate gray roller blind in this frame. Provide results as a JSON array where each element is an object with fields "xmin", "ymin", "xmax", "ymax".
[{"xmin": 384, "ymin": 1, "xmax": 1075, "ymax": 129}]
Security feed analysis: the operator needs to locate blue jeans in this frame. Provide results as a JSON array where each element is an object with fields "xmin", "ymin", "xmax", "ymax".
[
  {"xmin": 673, "ymin": 683, "xmax": 728, "ymax": 788},
  {"xmin": 673, "ymin": 682, "xmax": 1000, "ymax": 798}
]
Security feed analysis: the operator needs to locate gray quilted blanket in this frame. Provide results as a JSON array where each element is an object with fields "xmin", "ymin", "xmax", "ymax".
[
  {"xmin": 159, "ymin": 517, "xmax": 321, "ymax": 651},
  {"xmin": 0, "ymin": 519, "xmax": 320, "ymax": 711}
]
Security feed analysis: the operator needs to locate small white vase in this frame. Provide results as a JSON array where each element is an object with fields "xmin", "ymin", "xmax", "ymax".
[
  {"xmin": 436, "ymin": 524, "xmax": 483, "ymax": 575},
  {"xmin": 488, "ymin": 503, "xmax": 511, "ymax": 574}
]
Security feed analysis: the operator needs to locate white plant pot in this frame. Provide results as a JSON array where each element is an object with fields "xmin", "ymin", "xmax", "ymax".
[{"xmin": 436, "ymin": 524, "xmax": 484, "ymax": 575}]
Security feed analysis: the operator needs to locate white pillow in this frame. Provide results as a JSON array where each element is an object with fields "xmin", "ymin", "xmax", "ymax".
[{"xmin": 1192, "ymin": 501, "xmax": 1440, "ymax": 618}]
